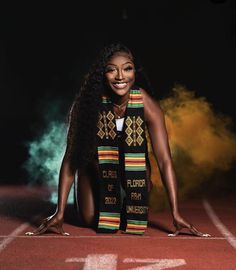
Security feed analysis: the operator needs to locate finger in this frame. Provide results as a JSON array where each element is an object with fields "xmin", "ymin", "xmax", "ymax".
[
  {"xmin": 202, "ymin": 233, "xmax": 211, "ymax": 237},
  {"xmin": 189, "ymin": 225, "xmax": 211, "ymax": 237},
  {"xmin": 33, "ymin": 222, "xmax": 49, "ymax": 234},
  {"xmin": 168, "ymin": 222, "xmax": 184, "ymax": 237},
  {"xmin": 25, "ymin": 222, "xmax": 49, "ymax": 236},
  {"xmin": 25, "ymin": 227, "xmax": 48, "ymax": 236},
  {"xmin": 168, "ymin": 229, "xmax": 181, "ymax": 237},
  {"xmin": 56, "ymin": 225, "xmax": 70, "ymax": 236},
  {"xmin": 25, "ymin": 228, "xmax": 44, "ymax": 236},
  {"xmin": 25, "ymin": 231, "xmax": 34, "ymax": 236},
  {"xmin": 36, "ymin": 220, "xmax": 69, "ymax": 236}
]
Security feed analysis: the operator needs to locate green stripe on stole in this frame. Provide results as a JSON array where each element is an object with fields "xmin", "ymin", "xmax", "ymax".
[{"xmin": 96, "ymin": 87, "xmax": 149, "ymax": 235}]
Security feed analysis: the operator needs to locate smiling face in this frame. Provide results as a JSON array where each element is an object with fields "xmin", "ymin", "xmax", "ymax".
[{"xmin": 104, "ymin": 51, "xmax": 135, "ymax": 100}]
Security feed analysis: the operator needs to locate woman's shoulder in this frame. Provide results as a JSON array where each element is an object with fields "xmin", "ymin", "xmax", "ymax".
[
  {"xmin": 139, "ymin": 87, "xmax": 151, "ymax": 99},
  {"xmin": 138, "ymin": 87, "xmax": 158, "ymax": 106},
  {"xmin": 132, "ymin": 85, "xmax": 151, "ymax": 100},
  {"xmin": 136, "ymin": 86, "xmax": 164, "ymax": 122},
  {"xmin": 131, "ymin": 84, "xmax": 163, "ymax": 110}
]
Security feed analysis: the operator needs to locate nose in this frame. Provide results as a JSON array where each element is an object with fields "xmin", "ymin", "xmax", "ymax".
[{"xmin": 115, "ymin": 69, "xmax": 124, "ymax": 80}]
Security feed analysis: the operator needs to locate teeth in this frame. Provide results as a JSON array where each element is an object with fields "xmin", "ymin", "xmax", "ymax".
[{"xmin": 113, "ymin": 82, "xmax": 128, "ymax": 89}]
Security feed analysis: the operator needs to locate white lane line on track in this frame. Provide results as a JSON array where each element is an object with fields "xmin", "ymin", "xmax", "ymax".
[
  {"xmin": 0, "ymin": 235, "xmax": 227, "ymax": 240},
  {"xmin": 203, "ymin": 199, "xmax": 236, "ymax": 249},
  {"xmin": 0, "ymin": 214, "xmax": 43, "ymax": 253},
  {"xmin": 0, "ymin": 222, "xmax": 30, "ymax": 252}
]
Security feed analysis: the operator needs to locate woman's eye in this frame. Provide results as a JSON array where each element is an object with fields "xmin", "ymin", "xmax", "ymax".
[
  {"xmin": 124, "ymin": 66, "xmax": 133, "ymax": 71},
  {"xmin": 105, "ymin": 68, "xmax": 116, "ymax": 73}
]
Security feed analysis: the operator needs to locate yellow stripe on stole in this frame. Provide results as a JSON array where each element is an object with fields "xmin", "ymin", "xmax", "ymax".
[
  {"xmin": 127, "ymin": 224, "xmax": 147, "ymax": 229},
  {"xmin": 99, "ymin": 222, "xmax": 120, "ymax": 227},
  {"xmin": 99, "ymin": 217, "xmax": 120, "ymax": 221}
]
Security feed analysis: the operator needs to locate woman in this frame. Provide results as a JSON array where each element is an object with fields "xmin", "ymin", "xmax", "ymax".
[{"xmin": 26, "ymin": 43, "xmax": 210, "ymax": 237}]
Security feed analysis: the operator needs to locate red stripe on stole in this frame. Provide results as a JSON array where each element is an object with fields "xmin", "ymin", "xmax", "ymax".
[
  {"xmin": 125, "ymin": 160, "xmax": 145, "ymax": 164},
  {"xmin": 99, "ymin": 153, "xmax": 118, "ymax": 157},
  {"xmin": 99, "ymin": 219, "xmax": 120, "ymax": 224},
  {"xmin": 129, "ymin": 98, "xmax": 142, "ymax": 101},
  {"xmin": 127, "ymin": 228, "xmax": 146, "ymax": 232}
]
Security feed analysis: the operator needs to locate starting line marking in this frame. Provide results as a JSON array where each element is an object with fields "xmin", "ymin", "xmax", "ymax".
[
  {"xmin": 203, "ymin": 199, "xmax": 236, "ymax": 249},
  {"xmin": 0, "ymin": 235, "xmax": 227, "ymax": 240},
  {"xmin": 66, "ymin": 254, "xmax": 186, "ymax": 269}
]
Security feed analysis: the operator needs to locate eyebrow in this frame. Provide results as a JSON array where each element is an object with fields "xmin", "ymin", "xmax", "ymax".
[{"xmin": 105, "ymin": 61, "xmax": 134, "ymax": 66}]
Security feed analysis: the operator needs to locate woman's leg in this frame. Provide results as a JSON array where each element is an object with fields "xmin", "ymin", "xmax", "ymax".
[{"xmin": 74, "ymin": 163, "xmax": 99, "ymax": 228}]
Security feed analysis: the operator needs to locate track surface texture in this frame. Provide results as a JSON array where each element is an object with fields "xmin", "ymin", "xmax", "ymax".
[{"xmin": 0, "ymin": 185, "xmax": 236, "ymax": 270}]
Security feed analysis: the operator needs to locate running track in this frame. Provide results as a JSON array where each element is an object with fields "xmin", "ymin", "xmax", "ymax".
[{"xmin": 0, "ymin": 186, "xmax": 236, "ymax": 270}]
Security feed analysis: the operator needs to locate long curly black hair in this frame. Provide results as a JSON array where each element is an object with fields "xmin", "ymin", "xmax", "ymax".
[{"xmin": 65, "ymin": 42, "xmax": 154, "ymax": 172}]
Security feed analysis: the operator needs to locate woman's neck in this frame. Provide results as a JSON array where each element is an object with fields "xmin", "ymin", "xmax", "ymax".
[{"xmin": 110, "ymin": 91, "xmax": 130, "ymax": 106}]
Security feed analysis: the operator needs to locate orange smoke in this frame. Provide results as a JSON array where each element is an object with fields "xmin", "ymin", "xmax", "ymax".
[{"xmin": 148, "ymin": 84, "xmax": 236, "ymax": 211}]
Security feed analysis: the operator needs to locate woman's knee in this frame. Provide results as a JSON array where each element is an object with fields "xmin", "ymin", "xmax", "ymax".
[{"xmin": 81, "ymin": 208, "xmax": 96, "ymax": 227}]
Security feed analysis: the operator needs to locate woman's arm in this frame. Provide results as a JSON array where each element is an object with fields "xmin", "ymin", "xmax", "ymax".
[
  {"xmin": 25, "ymin": 105, "xmax": 77, "ymax": 236},
  {"xmin": 142, "ymin": 88, "xmax": 179, "ymax": 216},
  {"xmin": 141, "ymin": 88, "xmax": 210, "ymax": 237},
  {"xmin": 56, "ymin": 153, "xmax": 76, "ymax": 217}
]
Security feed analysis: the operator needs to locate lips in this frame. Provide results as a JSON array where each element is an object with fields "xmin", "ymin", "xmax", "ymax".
[{"xmin": 112, "ymin": 82, "xmax": 128, "ymax": 89}]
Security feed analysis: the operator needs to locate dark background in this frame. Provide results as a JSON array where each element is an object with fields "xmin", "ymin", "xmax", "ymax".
[{"xmin": 1, "ymin": 0, "xmax": 236, "ymax": 185}]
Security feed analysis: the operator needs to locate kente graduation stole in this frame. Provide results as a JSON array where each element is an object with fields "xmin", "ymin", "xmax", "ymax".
[{"xmin": 96, "ymin": 88, "xmax": 149, "ymax": 235}]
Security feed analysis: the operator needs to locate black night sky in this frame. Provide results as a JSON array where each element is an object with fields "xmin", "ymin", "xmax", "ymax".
[{"xmin": 1, "ymin": 1, "xmax": 236, "ymax": 185}]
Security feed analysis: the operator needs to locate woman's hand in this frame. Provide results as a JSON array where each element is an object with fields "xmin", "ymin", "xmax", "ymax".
[
  {"xmin": 168, "ymin": 213, "xmax": 211, "ymax": 237},
  {"xmin": 25, "ymin": 212, "xmax": 70, "ymax": 236}
]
